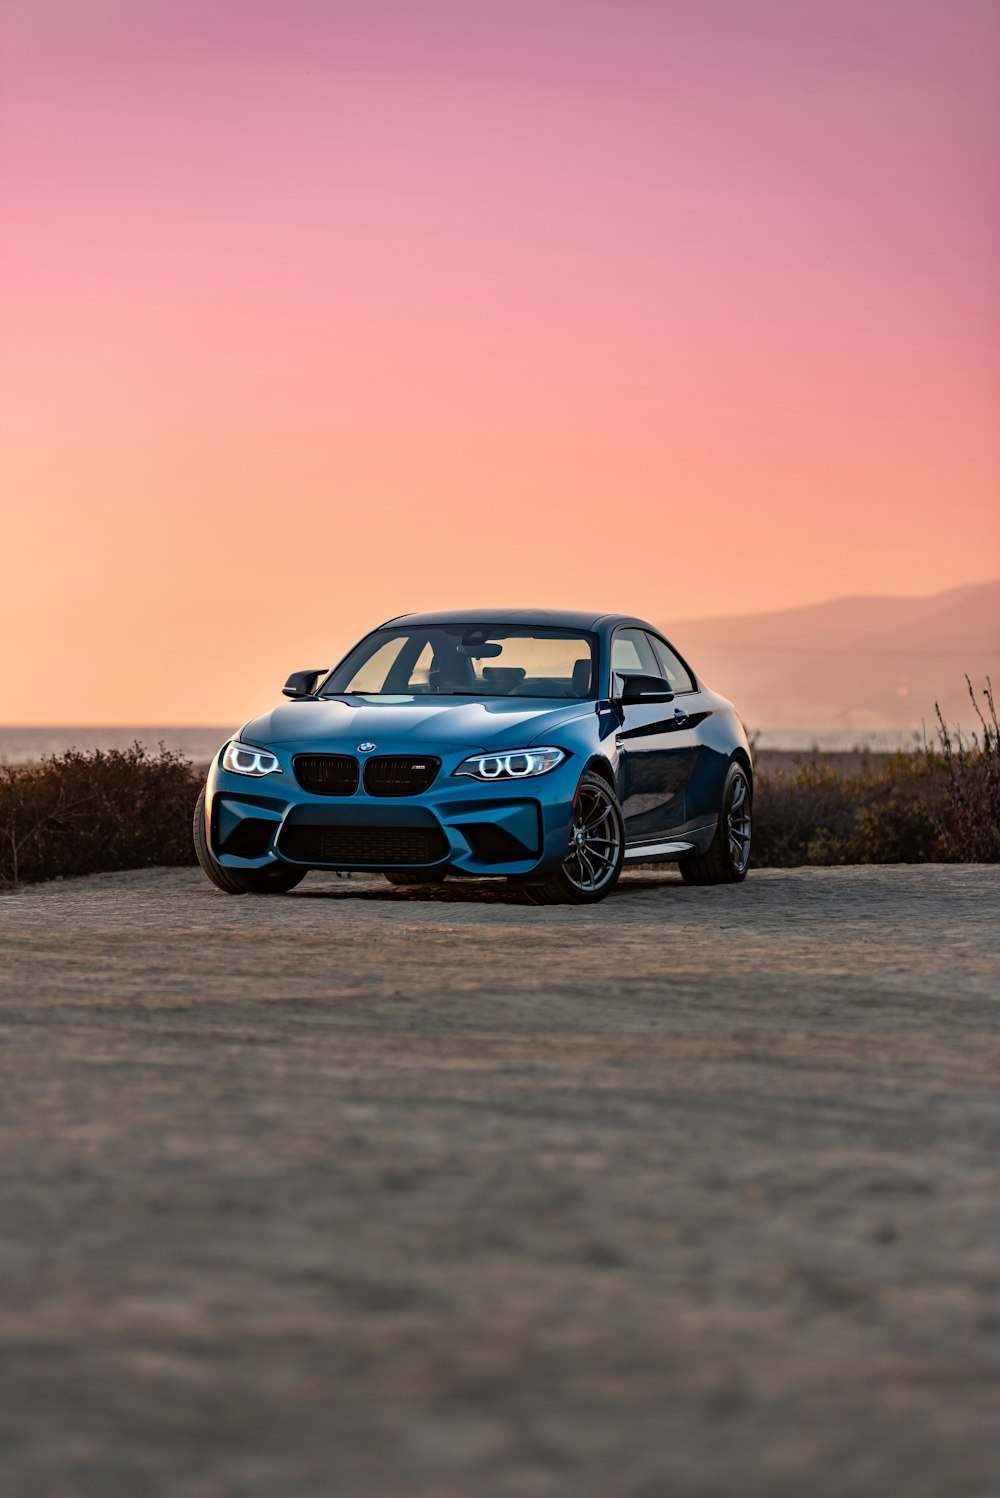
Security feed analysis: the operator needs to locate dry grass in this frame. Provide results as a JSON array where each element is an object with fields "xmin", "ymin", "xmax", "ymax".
[{"xmin": 933, "ymin": 677, "xmax": 1000, "ymax": 861}]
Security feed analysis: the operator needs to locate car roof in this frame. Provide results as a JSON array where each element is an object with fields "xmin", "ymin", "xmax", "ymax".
[{"xmin": 379, "ymin": 608, "xmax": 658, "ymax": 634}]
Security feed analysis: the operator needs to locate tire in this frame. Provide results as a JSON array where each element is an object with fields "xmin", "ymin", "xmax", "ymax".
[
  {"xmin": 524, "ymin": 771, "xmax": 625, "ymax": 905},
  {"xmin": 192, "ymin": 790, "xmax": 306, "ymax": 895},
  {"xmin": 679, "ymin": 761, "xmax": 752, "ymax": 885},
  {"xmin": 383, "ymin": 871, "xmax": 449, "ymax": 886}
]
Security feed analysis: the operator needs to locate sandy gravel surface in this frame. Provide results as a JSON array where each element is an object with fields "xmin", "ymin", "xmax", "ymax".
[{"xmin": 1, "ymin": 865, "xmax": 999, "ymax": 1498}]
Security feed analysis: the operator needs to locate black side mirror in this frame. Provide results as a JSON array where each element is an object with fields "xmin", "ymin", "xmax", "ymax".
[
  {"xmin": 282, "ymin": 669, "xmax": 328, "ymax": 699},
  {"xmin": 619, "ymin": 673, "xmax": 675, "ymax": 704}
]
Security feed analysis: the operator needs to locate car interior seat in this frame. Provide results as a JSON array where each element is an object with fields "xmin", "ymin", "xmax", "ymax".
[
  {"xmin": 481, "ymin": 666, "xmax": 527, "ymax": 694},
  {"xmin": 571, "ymin": 658, "xmax": 593, "ymax": 696}
]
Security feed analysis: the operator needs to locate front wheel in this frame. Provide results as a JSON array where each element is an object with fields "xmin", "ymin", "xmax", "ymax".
[
  {"xmin": 193, "ymin": 790, "xmax": 306, "ymax": 895},
  {"xmin": 524, "ymin": 771, "xmax": 625, "ymax": 905},
  {"xmin": 679, "ymin": 762, "xmax": 752, "ymax": 885}
]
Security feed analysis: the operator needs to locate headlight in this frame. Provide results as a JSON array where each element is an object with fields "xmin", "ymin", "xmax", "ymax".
[
  {"xmin": 222, "ymin": 740, "xmax": 283, "ymax": 777},
  {"xmin": 453, "ymin": 746, "xmax": 566, "ymax": 781}
]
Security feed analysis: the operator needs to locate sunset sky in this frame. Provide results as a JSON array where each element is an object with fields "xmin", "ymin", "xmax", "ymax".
[{"xmin": 2, "ymin": 0, "xmax": 999, "ymax": 724}]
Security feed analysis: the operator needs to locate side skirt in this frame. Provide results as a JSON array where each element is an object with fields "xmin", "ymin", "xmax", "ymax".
[
  {"xmin": 623, "ymin": 819, "xmax": 718, "ymax": 863},
  {"xmin": 623, "ymin": 840, "xmax": 694, "ymax": 862}
]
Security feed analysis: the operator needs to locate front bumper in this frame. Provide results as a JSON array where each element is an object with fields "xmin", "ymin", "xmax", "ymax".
[{"xmin": 203, "ymin": 744, "xmax": 580, "ymax": 878}]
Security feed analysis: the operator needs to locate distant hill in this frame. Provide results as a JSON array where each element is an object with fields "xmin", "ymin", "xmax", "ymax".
[{"xmin": 664, "ymin": 579, "xmax": 1000, "ymax": 735}]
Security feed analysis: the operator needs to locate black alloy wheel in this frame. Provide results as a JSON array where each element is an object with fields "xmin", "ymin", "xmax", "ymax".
[
  {"xmin": 525, "ymin": 771, "xmax": 625, "ymax": 905},
  {"xmin": 679, "ymin": 762, "xmax": 752, "ymax": 885}
]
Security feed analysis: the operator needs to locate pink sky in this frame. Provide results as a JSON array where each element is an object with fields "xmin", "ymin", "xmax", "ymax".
[{"xmin": 2, "ymin": 0, "xmax": 998, "ymax": 723}]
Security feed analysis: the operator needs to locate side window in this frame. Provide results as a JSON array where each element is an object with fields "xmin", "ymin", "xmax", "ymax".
[
  {"xmin": 648, "ymin": 634, "xmax": 696, "ymax": 693},
  {"xmin": 611, "ymin": 628, "xmax": 660, "ymax": 676}
]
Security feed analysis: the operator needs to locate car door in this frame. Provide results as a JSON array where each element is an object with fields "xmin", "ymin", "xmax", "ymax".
[
  {"xmin": 645, "ymin": 630, "xmax": 716, "ymax": 834},
  {"xmin": 613, "ymin": 628, "xmax": 710, "ymax": 843}
]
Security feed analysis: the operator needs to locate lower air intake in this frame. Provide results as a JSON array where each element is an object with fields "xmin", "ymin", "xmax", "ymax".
[
  {"xmin": 464, "ymin": 824, "xmax": 533, "ymax": 861},
  {"xmin": 279, "ymin": 824, "xmax": 448, "ymax": 866},
  {"xmin": 220, "ymin": 817, "xmax": 275, "ymax": 859}
]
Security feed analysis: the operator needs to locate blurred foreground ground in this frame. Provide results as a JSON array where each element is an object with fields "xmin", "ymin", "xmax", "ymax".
[{"xmin": 1, "ymin": 866, "xmax": 999, "ymax": 1498}]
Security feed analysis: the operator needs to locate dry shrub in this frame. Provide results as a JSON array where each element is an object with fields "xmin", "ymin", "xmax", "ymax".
[
  {"xmin": 0, "ymin": 744, "xmax": 201, "ymax": 889},
  {"xmin": 752, "ymin": 755, "xmax": 944, "ymax": 867},
  {"xmin": 753, "ymin": 678, "xmax": 999, "ymax": 867}
]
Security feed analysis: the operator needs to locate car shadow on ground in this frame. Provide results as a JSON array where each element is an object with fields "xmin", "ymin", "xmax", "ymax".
[{"xmin": 289, "ymin": 873, "xmax": 685, "ymax": 905}]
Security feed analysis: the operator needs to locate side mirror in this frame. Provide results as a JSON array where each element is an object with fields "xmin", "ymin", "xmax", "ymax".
[
  {"xmin": 282, "ymin": 668, "xmax": 328, "ymax": 699},
  {"xmin": 619, "ymin": 673, "xmax": 675, "ymax": 704}
]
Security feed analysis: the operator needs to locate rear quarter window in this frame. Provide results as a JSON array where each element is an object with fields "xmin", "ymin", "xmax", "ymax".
[{"xmin": 648, "ymin": 635, "xmax": 696, "ymax": 693}]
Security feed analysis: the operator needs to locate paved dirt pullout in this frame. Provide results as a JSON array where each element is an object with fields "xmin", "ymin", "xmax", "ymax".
[{"xmin": 1, "ymin": 865, "xmax": 999, "ymax": 1498}]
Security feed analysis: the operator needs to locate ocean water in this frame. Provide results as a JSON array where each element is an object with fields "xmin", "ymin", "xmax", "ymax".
[
  {"xmin": 0, "ymin": 727, "xmax": 235, "ymax": 765},
  {"xmin": 0, "ymin": 723, "xmax": 924, "ymax": 765}
]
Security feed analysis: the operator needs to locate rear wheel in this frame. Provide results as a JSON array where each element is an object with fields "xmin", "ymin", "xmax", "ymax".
[
  {"xmin": 193, "ymin": 790, "xmax": 306, "ymax": 895},
  {"xmin": 679, "ymin": 762, "xmax": 752, "ymax": 885},
  {"xmin": 382, "ymin": 871, "xmax": 449, "ymax": 886},
  {"xmin": 524, "ymin": 771, "xmax": 625, "ymax": 905}
]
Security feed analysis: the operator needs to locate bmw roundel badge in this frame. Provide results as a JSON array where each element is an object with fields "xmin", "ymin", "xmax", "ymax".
[{"xmin": 357, "ymin": 742, "xmax": 376, "ymax": 753}]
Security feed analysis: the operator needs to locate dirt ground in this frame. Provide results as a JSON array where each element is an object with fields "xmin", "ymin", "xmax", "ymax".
[{"xmin": 1, "ymin": 865, "xmax": 999, "ymax": 1498}]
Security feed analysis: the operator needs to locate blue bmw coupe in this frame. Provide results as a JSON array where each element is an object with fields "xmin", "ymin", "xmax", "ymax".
[{"xmin": 194, "ymin": 609, "xmax": 753, "ymax": 904}]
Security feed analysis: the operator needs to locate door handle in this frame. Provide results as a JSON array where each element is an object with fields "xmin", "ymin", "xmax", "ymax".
[{"xmin": 673, "ymin": 706, "xmax": 688, "ymax": 725}]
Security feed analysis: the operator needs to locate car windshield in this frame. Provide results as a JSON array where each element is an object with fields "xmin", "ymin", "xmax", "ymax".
[{"xmin": 321, "ymin": 626, "xmax": 598, "ymax": 700}]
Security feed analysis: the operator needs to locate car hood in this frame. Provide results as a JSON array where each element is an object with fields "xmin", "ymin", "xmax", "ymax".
[{"xmin": 241, "ymin": 696, "xmax": 595, "ymax": 752}]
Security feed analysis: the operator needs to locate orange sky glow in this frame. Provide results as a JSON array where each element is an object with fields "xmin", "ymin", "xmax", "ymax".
[{"xmin": 2, "ymin": 0, "xmax": 999, "ymax": 724}]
